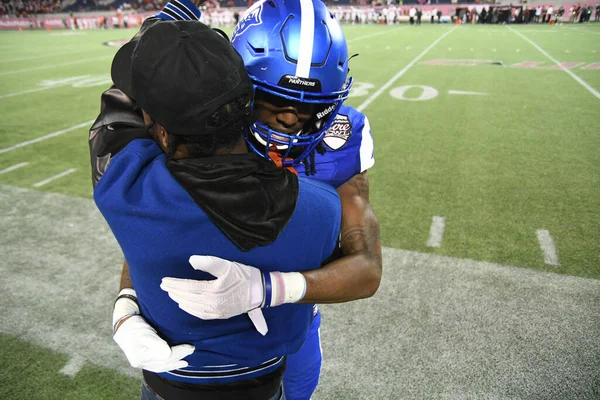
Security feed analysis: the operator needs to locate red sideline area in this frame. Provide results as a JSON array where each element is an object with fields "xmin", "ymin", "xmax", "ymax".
[
  {"xmin": 0, "ymin": 2, "xmax": 598, "ymax": 30},
  {"xmin": 0, "ymin": 12, "xmax": 154, "ymax": 30}
]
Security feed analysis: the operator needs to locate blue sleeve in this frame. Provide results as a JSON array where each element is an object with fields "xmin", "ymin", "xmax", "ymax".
[{"xmin": 155, "ymin": 0, "xmax": 201, "ymax": 21}]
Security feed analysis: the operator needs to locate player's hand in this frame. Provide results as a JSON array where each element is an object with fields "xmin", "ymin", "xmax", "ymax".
[
  {"xmin": 160, "ymin": 256, "xmax": 307, "ymax": 336},
  {"xmin": 112, "ymin": 289, "xmax": 194, "ymax": 372},
  {"xmin": 161, "ymin": 255, "xmax": 267, "ymax": 334},
  {"xmin": 113, "ymin": 315, "xmax": 195, "ymax": 372}
]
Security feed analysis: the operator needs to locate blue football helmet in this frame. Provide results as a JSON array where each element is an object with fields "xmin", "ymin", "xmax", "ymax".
[{"xmin": 232, "ymin": 0, "xmax": 353, "ymax": 166}]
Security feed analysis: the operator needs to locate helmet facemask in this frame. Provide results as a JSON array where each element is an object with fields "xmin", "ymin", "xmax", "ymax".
[{"xmin": 245, "ymin": 76, "xmax": 353, "ymax": 166}]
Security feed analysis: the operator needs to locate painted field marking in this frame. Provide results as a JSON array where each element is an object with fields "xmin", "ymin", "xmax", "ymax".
[
  {"xmin": 563, "ymin": 27, "xmax": 600, "ymax": 36},
  {"xmin": 0, "ymin": 49, "xmax": 100, "ymax": 63},
  {"xmin": 449, "ymin": 90, "xmax": 488, "ymax": 95},
  {"xmin": 536, "ymin": 229, "xmax": 559, "ymax": 266},
  {"xmin": 0, "ymin": 74, "xmax": 110, "ymax": 99},
  {"xmin": 427, "ymin": 216, "xmax": 446, "ymax": 248},
  {"xmin": 357, "ymin": 26, "xmax": 457, "ymax": 112},
  {"xmin": 0, "ymin": 120, "xmax": 94, "ymax": 155},
  {"xmin": 390, "ymin": 85, "xmax": 439, "ymax": 101},
  {"xmin": 50, "ymin": 32, "xmax": 86, "ymax": 37},
  {"xmin": 508, "ymin": 26, "xmax": 600, "ymax": 100},
  {"xmin": 347, "ymin": 27, "xmax": 403, "ymax": 44},
  {"xmin": 32, "ymin": 168, "xmax": 77, "ymax": 188},
  {"xmin": 349, "ymin": 82, "xmax": 376, "ymax": 98},
  {"xmin": 2, "ymin": 184, "xmax": 600, "ymax": 392},
  {"xmin": 0, "ymin": 56, "xmax": 112, "ymax": 76},
  {"xmin": 0, "ymin": 86, "xmax": 55, "ymax": 100},
  {"xmin": 0, "ymin": 162, "xmax": 29, "ymax": 175},
  {"xmin": 59, "ymin": 355, "xmax": 85, "ymax": 377}
]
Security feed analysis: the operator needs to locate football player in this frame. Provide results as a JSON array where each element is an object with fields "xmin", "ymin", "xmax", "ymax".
[{"xmin": 96, "ymin": 0, "xmax": 382, "ymax": 398}]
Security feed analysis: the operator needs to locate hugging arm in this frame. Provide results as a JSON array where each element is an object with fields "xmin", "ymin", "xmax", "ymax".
[{"xmin": 300, "ymin": 171, "xmax": 382, "ymax": 303}]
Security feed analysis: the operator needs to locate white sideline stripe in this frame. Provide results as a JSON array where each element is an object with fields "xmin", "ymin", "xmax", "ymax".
[
  {"xmin": 295, "ymin": 0, "xmax": 315, "ymax": 78},
  {"xmin": 347, "ymin": 28, "xmax": 402, "ymax": 43},
  {"xmin": 0, "ymin": 86, "xmax": 54, "ymax": 99},
  {"xmin": 356, "ymin": 26, "xmax": 457, "ymax": 112},
  {"xmin": 508, "ymin": 26, "xmax": 600, "ymax": 100},
  {"xmin": 32, "ymin": 168, "xmax": 77, "ymax": 188},
  {"xmin": 427, "ymin": 216, "xmax": 446, "ymax": 248},
  {"xmin": 0, "ymin": 56, "xmax": 112, "ymax": 76},
  {"xmin": 59, "ymin": 355, "xmax": 85, "ymax": 377},
  {"xmin": 0, "ymin": 120, "xmax": 94, "ymax": 155},
  {"xmin": 0, "ymin": 162, "xmax": 29, "ymax": 175},
  {"xmin": 536, "ymin": 230, "xmax": 559, "ymax": 266}
]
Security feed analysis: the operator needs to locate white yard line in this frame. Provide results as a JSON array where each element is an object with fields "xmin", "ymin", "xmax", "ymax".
[
  {"xmin": 508, "ymin": 26, "xmax": 600, "ymax": 100},
  {"xmin": 536, "ymin": 229, "xmax": 560, "ymax": 266},
  {"xmin": 347, "ymin": 28, "xmax": 403, "ymax": 43},
  {"xmin": 0, "ymin": 162, "xmax": 29, "ymax": 175},
  {"xmin": 427, "ymin": 216, "xmax": 446, "ymax": 248},
  {"xmin": 0, "ymin": 120, "xmax": 94, "ymax": 155},
  {"xmin": 59, "ymin": 355, "xmax": 86, "ymax": 377},
  {"xmin": 0, "ymin": 49, "xmax": 101, "ymax": 63},
  {"xmin": 562, "ymin": 27, "xmax": 600, "ymax": 36},
  {"xmin": 32, "ymin": 168, "xmax": 77, "ymax": 188},
  {"xmin": 0, "ymin": 86, "xmax": 55, "ymax": 100},
  {"xmin": 0, "ymin": 56, "xmax": 112, "ymax": 76},
  {"xmin": 357, "ymin": 26, "xmax": 457, "ymax": 112}
]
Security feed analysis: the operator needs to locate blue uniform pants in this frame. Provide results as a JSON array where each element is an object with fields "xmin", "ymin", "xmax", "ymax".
[
  {"xmin": 283, "ymin": 310, "xmax": 323, "ymax": 400},
  {"xmin": 141, "ymin": 381, "xmax": 285, "ymax": 400}
]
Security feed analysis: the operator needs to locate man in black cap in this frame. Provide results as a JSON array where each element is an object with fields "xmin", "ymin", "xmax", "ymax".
[{"xmin": 93, "ymin": 20, "xmax": 341, "ymax": 400}]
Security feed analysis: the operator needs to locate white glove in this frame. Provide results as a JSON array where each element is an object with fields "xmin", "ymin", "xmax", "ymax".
[
  {"xmin": 160, "ymin": 256, "xmax": 307, "ymax": 336},
  {"xmin": 113, "ymin": 289, "xmax": 195, "ymax": 373}
]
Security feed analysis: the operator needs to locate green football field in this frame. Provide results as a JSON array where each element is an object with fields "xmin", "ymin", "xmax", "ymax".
[{"xmin": 1, "ymin": 23, "xmax": 599, "ymax": 399}]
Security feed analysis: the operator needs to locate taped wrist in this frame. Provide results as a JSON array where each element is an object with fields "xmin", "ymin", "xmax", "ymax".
[
  {"xmin": 113, "ymin": 288, "xmax": 140, "ymax": 332},
  {"xmin": 262, "ymin": 272, "xmax": 307, "ymax": 308}
]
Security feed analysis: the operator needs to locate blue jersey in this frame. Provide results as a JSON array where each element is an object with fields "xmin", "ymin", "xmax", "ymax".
[
  {"xmin": 94, "ymin": 139, "xmax": 341, "ymax": 384},
  {"xmin": 307, "ymin": 105, "xmax": 375, "ymax": 188}
]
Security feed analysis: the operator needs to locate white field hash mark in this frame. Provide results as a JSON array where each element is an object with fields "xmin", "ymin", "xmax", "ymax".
[
  {"xmin": 536, "ymin": 230, "xmax": 559, "ymax": 266},
  {"xmin": 448, "ymin": 90, "xmax": 489, "ymax": 96},
  {"xmin": 427, "ymin": 216, "xmax": 446, "ymax": 248},
  {"xmin": 357, "ymin": 26, "xmax": 457, "ymax": 112},
  {"xmin": 59, "ymin": 355, "xmax": 85, "ymax": 377},
  {"xmin": 32, "ymin": 168, "xmax": 77, "ymax": 188},
  {"xmin": 0, "ymin": 162, "xmax": 28, "ymax": 175}
]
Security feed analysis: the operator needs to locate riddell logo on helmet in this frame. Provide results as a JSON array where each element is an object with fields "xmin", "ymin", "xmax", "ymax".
[{"xmin": 316, "ymin": 104, "xmax": 336, "ymax": 120}]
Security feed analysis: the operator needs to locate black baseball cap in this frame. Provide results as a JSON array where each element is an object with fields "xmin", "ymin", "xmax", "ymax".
[{"xmin": 111, "ymin": 20, "xmax": 252, "ymax": 135}]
